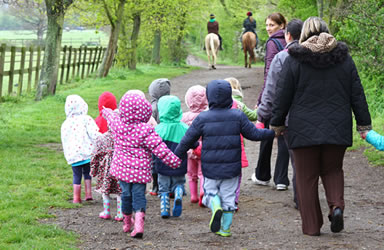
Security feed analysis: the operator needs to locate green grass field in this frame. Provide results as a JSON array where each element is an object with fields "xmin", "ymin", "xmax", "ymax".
[
  {"xmin": 0, "ymin": 64, "xmax": 194, "ymax": 249},
  {"xmin": 0, "ymin": 30, "xmax": 107, "ymax": 97},
  {"xmin": 0, "ymin": 29, "xmax": 108, "ymax": 47}
]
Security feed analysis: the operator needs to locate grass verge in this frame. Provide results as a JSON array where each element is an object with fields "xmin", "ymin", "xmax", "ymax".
[{"xmin": 0, "ymin": 64, "xmax": 194, "ymax": 249}]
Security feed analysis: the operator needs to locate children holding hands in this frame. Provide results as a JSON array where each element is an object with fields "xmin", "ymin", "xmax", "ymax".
[
  {"xmin": 102, "ymin": 92, "xmax": 181, "ymax": 238},
  {"xmin": 154, "ymin": 95, "xmax": 190, "ymax": 218},
  {"xmin": 175, "ymin": 80, "xmax": 275, "ymax": 237}
]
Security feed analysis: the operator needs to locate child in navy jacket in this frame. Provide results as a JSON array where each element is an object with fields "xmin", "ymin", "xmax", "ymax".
[
  {"xmin": 153, "ymin": 95, "xmax": 190, "ymax": 218},
  {"xmin": 175, "ymin": 80, "xmax": 275, "ymax": 237}
]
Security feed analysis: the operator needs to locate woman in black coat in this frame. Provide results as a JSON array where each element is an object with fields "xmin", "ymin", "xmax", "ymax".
[{"xmin": 270, "ymin": 17, "xmax": 372, "ymax": 236}]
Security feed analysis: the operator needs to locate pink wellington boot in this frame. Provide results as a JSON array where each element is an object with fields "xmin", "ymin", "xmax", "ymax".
[
  {"xmin": 73, "ymin": 184, "xmax": 82, "ymax": 203},
  {"xmin": 131, "ymin": 212, "xmax": 145, "ymax": 238},
  {"xmin": 123, "ymin": 213, "xmax": 133, "ymax": 233},
  {"xmin": 84, "ymin": 179, "xmax": 93, "ymax": 201},
  {"xmin": 189, "ymin": 181, "xmax": 198, "ymax": 203}
]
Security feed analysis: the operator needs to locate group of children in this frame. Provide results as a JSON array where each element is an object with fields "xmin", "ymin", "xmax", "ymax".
[{"xmin": 60, "ymin": 77, "xmax": 384, "ymax": 239}]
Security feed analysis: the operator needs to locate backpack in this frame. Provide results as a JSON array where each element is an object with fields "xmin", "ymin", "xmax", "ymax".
[{"xmin": 267, "ymin": 38, "xmax": 284, "ymax": 52}]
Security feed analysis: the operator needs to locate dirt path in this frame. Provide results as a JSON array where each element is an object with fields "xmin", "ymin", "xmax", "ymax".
[{"xmin": 48, "ymin": 57, "xmax": 384, "ymax": 249}]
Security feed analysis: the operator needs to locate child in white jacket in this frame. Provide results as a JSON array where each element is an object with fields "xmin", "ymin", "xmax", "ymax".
[{"xmin": 61, "ymin": 95, "xmax": 101, "ymax": 203}]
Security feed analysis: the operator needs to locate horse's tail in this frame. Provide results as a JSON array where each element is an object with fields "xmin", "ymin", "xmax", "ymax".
[
  {"xmin": 245, "ymin": 33, "xmax": 255, "ymax": 61},
  {"xmin": 210, "ymin": 35, "xmax": 216, "ymax": 58}
]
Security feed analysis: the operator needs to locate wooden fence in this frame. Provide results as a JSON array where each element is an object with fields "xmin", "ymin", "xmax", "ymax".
[{"xmin": 0, "ymin": 44, "xmax": 106, "ymax": 98}]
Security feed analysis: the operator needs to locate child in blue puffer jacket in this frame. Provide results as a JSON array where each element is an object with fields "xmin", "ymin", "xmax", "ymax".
[{"xmin": 175, "ymin": 80, "xmax": 275, "ymax": 237}]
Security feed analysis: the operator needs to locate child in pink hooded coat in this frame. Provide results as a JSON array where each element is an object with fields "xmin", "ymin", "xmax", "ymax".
[
  {"xmin": 102, "ymin": 93, "xmax": 181, "ymax": 239},
  {"xmin": 181, "ymin": 85, "xmax": 208, "ymax": 206}
]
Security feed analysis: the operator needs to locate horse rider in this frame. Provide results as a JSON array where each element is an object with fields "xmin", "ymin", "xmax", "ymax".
[
  {"xmin": 241, "ymin": 11, "xmax": 258, "ymax": 49},
  {"xmin": 207, "ymin": 13, "xmax": 223, "ymax": 50}
]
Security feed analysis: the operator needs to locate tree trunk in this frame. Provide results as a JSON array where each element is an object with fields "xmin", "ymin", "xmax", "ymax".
[
  {"xmin": 37, "ymin": 21, "xmax": 45, "ymax": 45},
  {"xmin": 98, "ymin": 0, "xmax": 126, "ymax": 77},
  {"xmin": 317, "ymin": 0, "xmax": 324, "ymax": 18},
  {"xmin": 151, "ymin": 29, "xmax": 161, "ymax": 64},
  {"xmin": 35, "ymin": 0, "xmax": 65, "ymax": 100},
  {"xmin": 172, "ymin": 12, "xmax": 186, "ymax": 65},
  {"xmin": 128, "ymin": 12, "xmax": 141, "ymax": 70}
]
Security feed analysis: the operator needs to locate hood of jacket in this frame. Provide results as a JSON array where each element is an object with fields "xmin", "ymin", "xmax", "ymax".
[
  {"xmin": 65, "ymin": 95, "xmax": 88, "ymax": 118},
  {"xmin": 206, "ymin": 80, "xmax": 233, "ymax": 109},
  {"xmin": 158, "ymin": 95, "xmax": 183, "ymax": 123},
  {"xmin": 289, "ymin": 33, "xmax": 349, "ymax": 68},
  {"xmin": 148, "ymin": 78, "xmax": 171, "ymax": 103},
  {"xmin": 185, "ymin": 85, "xmax": 208, "ymax": 113},
  {"xmin": 125, "ymin": 89, "xmax": 146, "ymax": 98},
  {"xmin": 97, "ymin": 92, "xmax": 117, "ymax": 115},
  {"xmin": 119, "ymin": 93, "xmax": 152, "ymax": 124},
  {"xmin": 156, "ymin": 95, "xmax": 188, "ymax": 143}
]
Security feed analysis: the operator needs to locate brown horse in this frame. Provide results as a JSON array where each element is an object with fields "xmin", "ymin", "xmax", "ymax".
[{"xmin": 242, "ymin": 32, "xmax": 257, "ymax": 68}]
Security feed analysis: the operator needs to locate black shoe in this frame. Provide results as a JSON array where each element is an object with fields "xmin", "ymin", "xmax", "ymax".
[{"xmin": 329, "ymin": 207, "xmax": 344, "ymax": 233}]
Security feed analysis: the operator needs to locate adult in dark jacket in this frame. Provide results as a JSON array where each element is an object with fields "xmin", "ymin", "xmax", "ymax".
[
  {"xmin": 175, "ymin": 80, "xmax": 274, "ymax": 237},
  {"xmin": 270, "ymin": 17, "xmax": 372, "ymax": 236},
  {"xmin": 252, "ymin": 12, "xmax": 288, "ymax": 189},
  {"xmin": 207, "ymin": 14, "xmax": 223, "ymax": 50}
]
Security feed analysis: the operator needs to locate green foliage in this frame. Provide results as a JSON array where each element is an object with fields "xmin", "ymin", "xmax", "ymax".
[
  {"xmin": 333, "ymin": 0, "xmax": 384, "ymax": 117},
  {"xmin": 277, "ymin": 0, "xmax": 317, "ymax": 21}
]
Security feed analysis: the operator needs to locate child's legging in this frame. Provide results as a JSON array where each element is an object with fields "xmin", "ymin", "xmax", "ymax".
[
  {"xmin": 187, "ymin": 157, "xmax": 204, "ymax": 193},
  {"xmin": 119, "ymin": 181, "xmax": 147, "ymax": 215},
  {"xmin": 72, "ymin": 163, "xmax": 91, "ymax": 184}
]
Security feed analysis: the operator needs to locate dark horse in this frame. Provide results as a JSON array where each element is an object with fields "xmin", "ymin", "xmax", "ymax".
[{"xmin": 242, "ymin": 32, "xmax": 257, "ymax": 68}]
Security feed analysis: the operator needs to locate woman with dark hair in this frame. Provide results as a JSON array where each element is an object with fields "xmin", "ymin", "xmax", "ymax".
[
  {"xmin": 256, "ymin": 19, "xmax": 303, "ymax": 206},
  {"xmin": 270, "ymin": 17, "xmax": 371, "ymax": 236},
  {"xmin": 252, "ymin": 12, "xmax": 289, "ymax": 193}
]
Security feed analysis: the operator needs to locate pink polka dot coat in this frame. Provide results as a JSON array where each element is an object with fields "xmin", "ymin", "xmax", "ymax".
[{"xmin": 102, "ymin": 93, "xmax": 181, "ymax": 184}]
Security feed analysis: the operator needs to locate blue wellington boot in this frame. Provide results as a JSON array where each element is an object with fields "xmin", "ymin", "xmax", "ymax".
[
  {"xmin": 172, "ymin": 185, "xmax": 183, "ymax": 217},
  {"xmin": 216, "ymin": 211, "xmax": 233, "ymax": 237},
  {"xmin": 160, "ymin": 193, "xmax": 170, "ymax": 219},
  {"xmin": 209, "ymin": 195, "xmax": 223, "ymax": 233}
]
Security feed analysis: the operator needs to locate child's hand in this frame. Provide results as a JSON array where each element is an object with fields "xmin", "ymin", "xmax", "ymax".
[
  {"xmin": 193, "ymin": 142, "xmax": 202, "ymax": 158},
  {"xmin": 255, "ymin": 121, "xmax": 265, "ymax": 129},
  {"xmin": 360, "ymin": 131, "xmax": 368, "ymax": 140},
  {"xmin": 270, "ymin": 125, "xmax": 285, "ymax": 137}
]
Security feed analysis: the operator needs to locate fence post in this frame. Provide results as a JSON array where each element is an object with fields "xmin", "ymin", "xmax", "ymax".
[
  {"xmin": 77, "ymin": 47, "xmax": 82, "ymax": 78},
  {"xmin": 87, "ymin": 47, "xmax": 93, "ymax": 77},
  {"xmin": 34, "ymin": 46, "xmax": 41, "ymax": 89},
  {"xmin": 18, "ymin": 46, "xmax": 26, "ymax": 96},
  {"xmin": 8, "ymin": 46, "xmax": 16, "ymax": 95},
  {"xmin": 66, "ymin": 46, "xmax": 72, "ymax": 83},
  {"xmin": 0, "ymin": 44, "xmax": 6, "ymax": 98},
  {"xmin": 72, "ymin": 48, "xmax": 77, "ymax": 80},
  {"xmin": 60, "ymin": 45, "xmax": 67, "ymax": 84},
  {"xmin": 27, "ymin": 46, "xmax": 34, "ymax": 92},
  {"xmin": 91, "ymin": 47, "xmax": 98, "ymax": 73},
  {"xmin": 81, "ymin": 46, "xmax": 87, "ymax": 79},
  {"xmin": 95, "ymin": 46, "xmax": 103, "ymax": 71}
]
